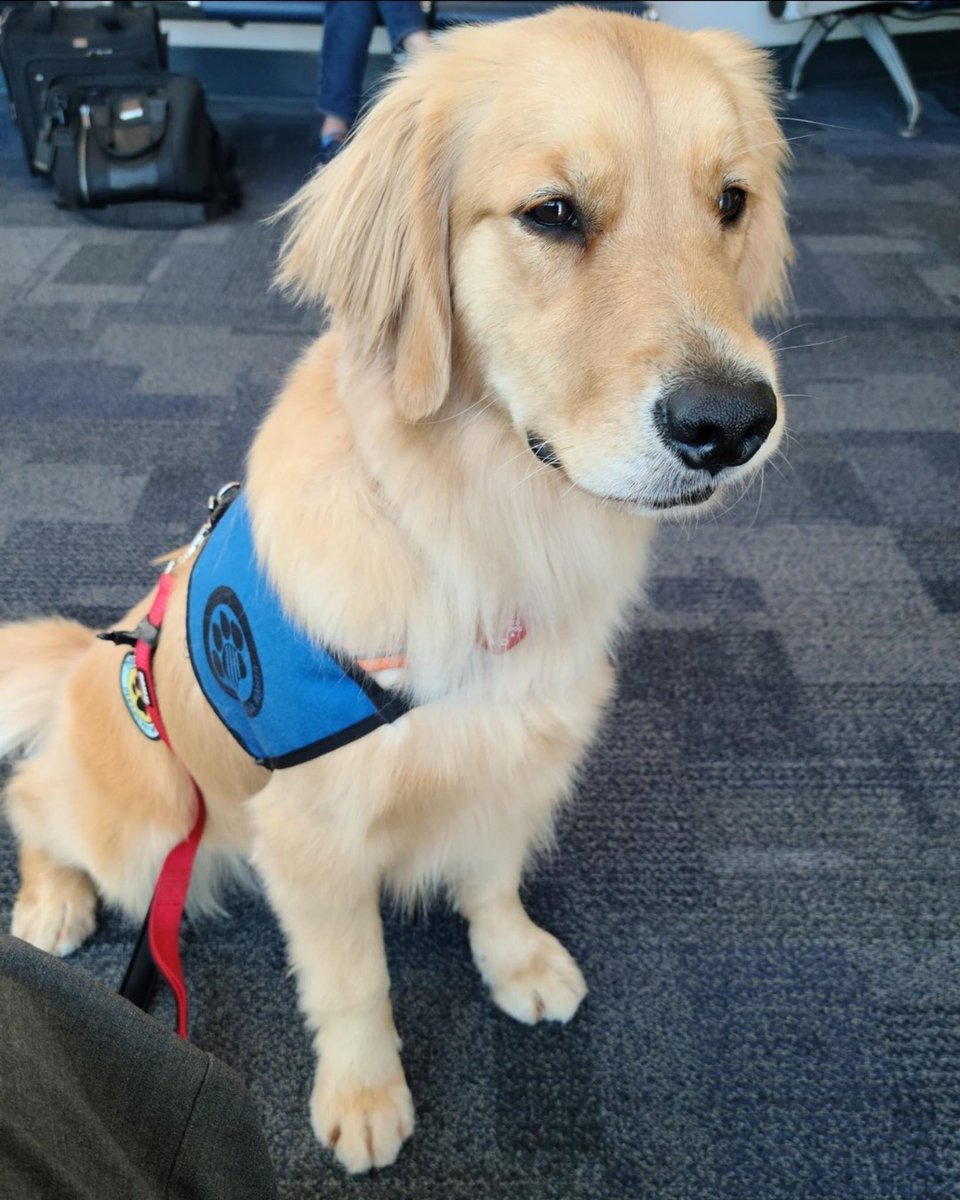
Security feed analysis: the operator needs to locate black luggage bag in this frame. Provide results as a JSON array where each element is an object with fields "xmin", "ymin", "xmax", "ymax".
[
  {"xmin": 0, "ymin": 1, "xmax": 167, "ymax": 173},
  {"xmin": 34, "ymin": 70, "xmax": 241, "ymax": 223}
]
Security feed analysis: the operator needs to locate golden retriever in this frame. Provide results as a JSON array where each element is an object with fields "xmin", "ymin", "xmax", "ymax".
[{"xmin": 0, "ymin": 7, "xmax": 790, "ymax": 1174}]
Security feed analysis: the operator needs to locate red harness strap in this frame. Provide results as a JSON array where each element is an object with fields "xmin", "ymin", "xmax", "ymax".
[{"xmin": 135, "ymin": 571, "xmax": 206, "ymax": 1039}]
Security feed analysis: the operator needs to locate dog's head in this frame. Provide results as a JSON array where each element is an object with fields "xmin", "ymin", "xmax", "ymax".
[{"xmin": 277, "ymin": 8, "xmax": 792, "ymax": 516}]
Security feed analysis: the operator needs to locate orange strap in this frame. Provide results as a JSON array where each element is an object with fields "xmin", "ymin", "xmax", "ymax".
[{"xmin": 355, "ymin": 653, "xmax": 407, "ymax": 672}]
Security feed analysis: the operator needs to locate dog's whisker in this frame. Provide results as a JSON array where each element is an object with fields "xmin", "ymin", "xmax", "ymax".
[
  {"xmin": 712, "ymin": 474, "xmax": 753, "ymax": 525},
  {"xmin": 461, "ymin": 407, "xmax": 497, "ymax": 435},
  {"xmin": 768, "ymin": 435, "xmax": 795, "ymax": 477},
  {"xmin": 734, "ymin": 115, "xmax": 866, "ymax": 134},
  {"xmin": 712, "ymin": 465, "xmax": 756, "ymax": 524},
  {"xmin": 765, "ymin": 454, "xmax": 788, "ymax": 483},
  {"xmin": 776, "ymin": 116, "xmax": 865, "ymax": 132},
  {"xmin": 717, "ymin": 467, "xmax": 760, "ymax": 531},
  {"xmin": 460, "ymin": 394, "xmax": 498, "ymax": 423},
  {"xmin": 463, "ymin": 400, "xmax": 505, "ymax": 436},
  {"xmin": 426, "ymin": 392, "xmax": 496, "ymax": 425},
  {"xmin": 742, "ymin": 132, "xmax": 817, "ymax": 153},
  {"xmin": 453, "ymin": 393, "xmax": 499, "ymax": 429},
  {"xmin": 750, "ymin": 466, "xmax": 765, "ymax": 531},
  {"xmin": 768, "ymin": 322, "xmax": 815, "ymax": 344},
  {"xmin": 778, "ymin": 428, "xmax": 800, "ymax": 465},
  {"xmin": 496, "ymin": 443, "xmax": 543, "ymax": 475},
  {"xmin": 775, "ymin": 336, "xmax": 849, "ymax": 352},
  {"xmin": 707, "ymin": 482, "xmax": 740, "ymax": 525},
  {"xmin": 514, "ymin": 466, "xmax": 554, "ymax": 491},
  {"xmin": 512, "ymin": 459, "xmax": 556, "ymax": 490}
]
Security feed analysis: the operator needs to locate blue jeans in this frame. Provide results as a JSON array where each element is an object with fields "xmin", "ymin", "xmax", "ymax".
[{"xmin": 318, "ymin": 1, "xmax": 427, "ymax": 128}]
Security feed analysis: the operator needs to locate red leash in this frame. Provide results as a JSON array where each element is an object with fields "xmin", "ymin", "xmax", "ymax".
[
  {"xmin": 133, "ymin": 570, "xmax": 206, "ymax": 1039},
  {"xmin": 110, "ymin": 487, "xmax": 241, "ymax": 1037}
]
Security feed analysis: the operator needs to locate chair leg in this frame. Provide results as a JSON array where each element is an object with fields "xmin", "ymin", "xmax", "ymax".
[
  {"xmin": 852, "ymin": 12, "xmax": 922, "ymax": 137},
  {"xmin": 787, "ymin": 16, "xmax": 834, "ymax": 100}
]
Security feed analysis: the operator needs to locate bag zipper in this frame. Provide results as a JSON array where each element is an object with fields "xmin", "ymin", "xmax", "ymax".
[{"xmin": 78, "ymin": 102, "xmax": 91, "ymax": 202}]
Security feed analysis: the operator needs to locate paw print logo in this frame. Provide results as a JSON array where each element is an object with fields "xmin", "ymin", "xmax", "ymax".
[{"xmin": 202, "ymin": 586, "xmax": 264, "ymax": 717}]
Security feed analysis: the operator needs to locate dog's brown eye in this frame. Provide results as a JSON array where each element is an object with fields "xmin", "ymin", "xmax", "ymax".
[
  {"xmin": 525, "ymin": 198, "xmax": 580, "ymax": 231},
  {"xmin": 718, "ymin": 186, "xmax": 747, "ymax": 226}
]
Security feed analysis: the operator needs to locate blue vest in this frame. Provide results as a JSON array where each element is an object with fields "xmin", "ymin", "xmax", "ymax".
[{"xmin": 186, "ymin": 492, "xmax": 410, "ymax": 770}]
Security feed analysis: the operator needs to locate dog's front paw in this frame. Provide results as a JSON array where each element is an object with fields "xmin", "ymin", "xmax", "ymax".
[
  {"xmin": 310, "ymin": 1071, "xmax": 415, "ymax": 1174},
  {"xmin": 12, "ymin": 868, "xmax": 97, "ymax": 957},
  {"xmin": 473, "ymin": 924, "xmax": 587, "ymax": 1025}
]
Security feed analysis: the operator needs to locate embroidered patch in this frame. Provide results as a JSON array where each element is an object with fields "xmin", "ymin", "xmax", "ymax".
[
  {"xmin": 120, "ymin": 652, "xmax": 160, "ymax": 741},
  {"xmin": 202, "ymin": 585, "xmax": 264, "ymax": 717}
]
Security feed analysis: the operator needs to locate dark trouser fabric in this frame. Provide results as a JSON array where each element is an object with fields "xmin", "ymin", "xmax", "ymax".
[
  {"xmin": 0, "ymin": 936, "xmax": 277, "ymax": 1200},
  {"xmin": 317, "ymin": 0, "xmax": 427, "ymax": 125}
]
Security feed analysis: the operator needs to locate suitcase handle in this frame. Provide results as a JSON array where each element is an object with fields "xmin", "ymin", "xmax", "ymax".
[
  {"xmin": 31, "ymin": 2, "xmax": 53, "ymax": 36},
  {"xmin": 31, "ymin": 1, "xmax": 136, "ymax": 37}
]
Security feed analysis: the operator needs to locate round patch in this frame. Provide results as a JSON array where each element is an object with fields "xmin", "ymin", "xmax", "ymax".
[
  {"xmin": 202, "ymin": 585, "xmax": 264, "ymax": 717},
  {"xmin": 119, "ymin": 652, "xmax": 160, "ymax": 741}
]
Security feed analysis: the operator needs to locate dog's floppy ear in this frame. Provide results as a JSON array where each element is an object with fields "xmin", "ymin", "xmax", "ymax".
[
  {"xmin": 692, "ymin": 30, "xmax": 794, "ymax": 319},
  {"xmin": 274, "ymin": 64, "xmax": 451, "ymax": 422}
]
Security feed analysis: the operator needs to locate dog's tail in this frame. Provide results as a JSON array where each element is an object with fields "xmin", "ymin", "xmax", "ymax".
[{"xmin": 0, "ymin": 618, "xmax": 94, "ymax": 760}]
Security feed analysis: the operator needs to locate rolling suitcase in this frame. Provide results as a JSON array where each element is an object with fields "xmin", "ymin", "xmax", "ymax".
[{"xmin": 0, "ymin": 1, "xmax": 166, "ymax": 174}]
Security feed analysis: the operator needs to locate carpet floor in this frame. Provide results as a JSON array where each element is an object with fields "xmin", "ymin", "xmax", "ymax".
[{"xmin": 0, "ymin": 58, "xmax": 958, "ymax": 1200}]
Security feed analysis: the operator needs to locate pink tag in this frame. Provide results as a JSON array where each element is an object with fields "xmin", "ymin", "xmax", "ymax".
[{"xmin": 483, "ymin": 617, "xmax": 527, "ymax": 655}]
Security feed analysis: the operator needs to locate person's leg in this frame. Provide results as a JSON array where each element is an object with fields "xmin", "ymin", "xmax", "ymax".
[
  {"xmin": 317, "ymin": 0, "xmax": 378, "ymax": 141},
  {"xmin": 377, "ymin": 1, "xmax": 430, "ymax": 57},
  {"xmin": 0, "ymin": 936, "xmax": 277, "ymax": 1200}
]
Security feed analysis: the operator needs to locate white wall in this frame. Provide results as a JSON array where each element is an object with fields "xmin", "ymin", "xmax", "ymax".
[{"xmin": 162, "ymin": 0, "xmax": 960, "ymax": 52}]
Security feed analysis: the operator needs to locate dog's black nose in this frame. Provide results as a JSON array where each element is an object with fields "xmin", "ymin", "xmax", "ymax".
[{"xmin": 658, "ymin": 378, "xmax": 777, "ymax": 475}]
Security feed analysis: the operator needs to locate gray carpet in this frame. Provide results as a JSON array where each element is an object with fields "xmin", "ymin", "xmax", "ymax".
[{"xmin": 1, "ymin": 63, "xmax": 959, "ymax": 1200}]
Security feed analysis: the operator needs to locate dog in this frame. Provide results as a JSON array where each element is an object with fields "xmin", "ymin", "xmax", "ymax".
[{"xmin": 0, "ymin": 7, "xmax": 791, "ymax": 1174}]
